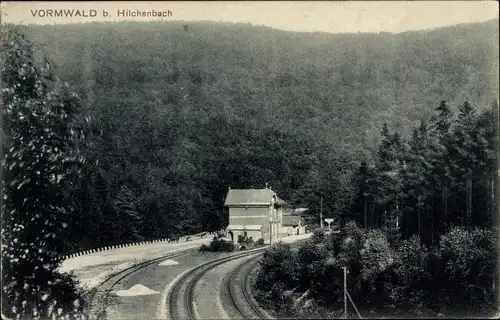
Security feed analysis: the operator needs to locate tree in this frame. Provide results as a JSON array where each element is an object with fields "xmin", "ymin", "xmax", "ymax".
[
  {"xmin": 368, "ymin": 123, "xmax": 406, "ymax": 229},
  {"xmin": 469, "ymin": 102, "xmax": 498, "ymax": 228},
  {"xmin": 400, "ymin": 120, "xmax": 434, "ymax": 240},
  {"xmin": 433, "ymin": 100, "xmax": 454, "ymax": 135},
  {"xmin": 386, "ymin": 236, "xmax": 430, "ymax": 315},
  {"xmin": 436, "ymin": 227, "xmax": 496, "ymax": 310},
  {"xmin": 430, "ymin": 101, "xmax": 454, "ymax": 233},
  {"xmin": 112, "ymin": 185, "xmax": 143, "ymax": 243},
  {"xmin": 382, "ymin": 205, "xmax": 402, "ymax": 247},
  {"xmin": 255, "ymin": 244, "xmax": 300, "ymax": 311},
  {"xmin": 2, "ymin": 27, "xmax": 86, "ymax": 318},
  {"xmin": 351, "ymin": 160, "xmax": 375, "ymax": 228},
  {"xmin": 448, "ymin": 101, "xmax": 479, "ymax": 227}
]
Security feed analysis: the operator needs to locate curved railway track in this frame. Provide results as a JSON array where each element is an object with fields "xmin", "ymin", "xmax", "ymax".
[
  {"xmin": 88, "ymin": 249, "xmax": 197, "ymax": 320},
  {"xmin": 224, "ymin": 253, "xmax": 273, "ymax": 319},
  {"xmin": 167, "ymin": 247, "xmax": 268, "ymax": 320}
]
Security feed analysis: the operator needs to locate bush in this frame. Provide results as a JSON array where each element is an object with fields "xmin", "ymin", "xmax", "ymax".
[
  {"xmin": 237, "ymin": 234, "xmax": 255, "ymax": 246},
  {"xmin": 256, "ymin": 238, "xmax": 265, "ymax": 246},
  {"xmin": 237, "ymin": 234, "xmax": 246, "ymax": 244},
  {"xmin": 311, "ymin": 228, "xmax": 326, "ymax": 244},
  {"xmin": 385, "ymin": 236, "xmax": 431, "ymax": 315},
  {"xmin": 1, "ymin": 270, "xmax": 88, "ymax": 319},
  {"xmin": 436, "ymin": 227, "xmax": 496, "ymax": 309},
  {"xmin": 222, "ymin": 240, "xmax": 235, "ymax": 252},
  {"xmin": 254, "ymin": 220, "xmax": 498, "ymax": 318},
  {"xmin": 254, "ymin": 244, "xmax": 300, "ymax": 311},
  {"xmin": 199, "ymin": 236, "xmax": 235, "ymax": 252},
  {"xmin": 360, "ymin": 229, "xmax": 394, "ymax": 281}
]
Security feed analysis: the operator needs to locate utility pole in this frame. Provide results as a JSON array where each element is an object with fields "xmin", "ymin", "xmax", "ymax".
[
  {"xmin": 343, "ymin": 266, "xmax": 348, "ymax": 319},
  {"xmin": 320, "ymin": 197, "xmax": 323, "ymax": 229}
]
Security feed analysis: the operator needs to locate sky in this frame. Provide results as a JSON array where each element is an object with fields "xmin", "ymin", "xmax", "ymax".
[{"xmin": 1, "ymin": 1, "xmax": 498, "ymax": 34}]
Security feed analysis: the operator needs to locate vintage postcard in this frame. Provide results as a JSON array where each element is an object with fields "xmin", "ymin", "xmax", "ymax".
[{"xmin": 1, "ymin": 1, "xmax": 499, "ymax": 319}]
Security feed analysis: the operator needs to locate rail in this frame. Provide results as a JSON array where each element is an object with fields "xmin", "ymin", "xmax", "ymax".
[{"xmin": 167, "ymin": 247, "xmax": 269, "ymax": 320}]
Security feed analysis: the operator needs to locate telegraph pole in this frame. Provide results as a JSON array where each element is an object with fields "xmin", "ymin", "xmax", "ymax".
[
  {"xmin": 320, "ymin": 197, "xmax": 324, "ymax": 229},
  {"xmin": 343, "ymin": 266, "xmax": 348, "ymax": 319}
]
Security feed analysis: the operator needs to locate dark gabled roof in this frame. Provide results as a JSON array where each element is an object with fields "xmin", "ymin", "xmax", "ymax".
[
  {"xmin": 224, "ymin": 188, "xmax": 288, "ymax": 206},
  {"xmin": 282, "ymin": 215, "xmax": 304, "ymax": 227}
]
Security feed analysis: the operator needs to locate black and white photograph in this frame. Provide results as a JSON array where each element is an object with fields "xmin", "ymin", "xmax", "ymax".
[{"xmin": 1, "ymin": 1, "xmax": 499, "ymax": 319}]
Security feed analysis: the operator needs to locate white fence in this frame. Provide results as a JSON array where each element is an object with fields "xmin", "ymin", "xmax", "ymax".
[{"xmin": 62, "ymin": 231, "xmax": 220, "ymax": 260}]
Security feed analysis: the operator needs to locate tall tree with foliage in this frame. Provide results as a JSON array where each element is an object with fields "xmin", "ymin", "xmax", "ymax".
[
  {"xmin": 448, "ymin": 101, "xmax": 479, "ymax": 227},
  {"xmin": 429, "ymin": 101, "xmax": 454, "ymax": 235},
  {"xmin": 1, "ymin": 27, "xmax": 86, "ymax": 318},
  {"xmin": 112, "ymin": 185, "xmax": 143, "ymax": 242},
  {"xmin": 470, "ymin": 102, "xmax": 499, "ymax": 228},
  {"xmin": 368, "ymin": 123, "xmax": 406, "ymax": 229},
  {"xmin": 351, "ymin": 160, "xmax": 375, "ymax": 228},
  {"xmin": 400, "ymin": 120, "xmax": 433, "ymax": 239}
]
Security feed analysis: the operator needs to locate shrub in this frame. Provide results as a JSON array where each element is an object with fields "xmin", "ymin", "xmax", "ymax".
[
  {"xmin": 385, "ymin": 236, "xmax": 431, "ymax": 315},
  {"xmin": 255, "ymin": 244, "xmax": 300, "ymax": 311},
  {"xmin": 237, "ymin": 234, "xmax": 254, "ymax": 246},
  {"xmin": 360, "ymin": 229, "xmax": 394, "ymax": 281},
  {"xmin": 199, "ymin": 236, "xmax": 235, "ymax": 252},
  {"xmin": 311, "ymin": 228, "xmax": 326, "ymax": 244},
  {"xmin": 222, "ymin": 240, "xmax": 235, "ymax": 252},
  {"xmin": 199, "ymin": 243, "xmax": 210, "ymax": 252},
  {"xmin": 237, "ymin": 235, "xmax": 245, "ymax": 244},
  {"xmin": 254, "ymin": 221, "xmax": 498, "ymax": 318},
  {"xmin": 436, "ymin": 227, "xmax": 496, "ymax": 309},
  {"xmin": 256, "ymin": 238, "xmax": 265, "ymax": 246}
]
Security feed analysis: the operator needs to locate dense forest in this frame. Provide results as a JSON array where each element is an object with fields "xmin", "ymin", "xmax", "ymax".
[
  {"xmin": 6, "ymin": 19, "xmax": 500, "ymax": 250},
  {"xmin": 2, "ymin": 18, "xmax": 498, "ymax": 319},
  {"xmin": 254, "ymin": 98, "xmax": 498, "ymax": 318},
  {"xmin": 349, "ymin": 100, "xmax": 498, "ymax": 245},
  {"xmin": 254, "ymin": 88, "xmax": 499, "ymax": 318}
]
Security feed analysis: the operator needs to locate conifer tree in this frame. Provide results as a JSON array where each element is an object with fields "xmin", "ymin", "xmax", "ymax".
[
  {"xmin": 471, "ymin": 101, "xmax": 499, "ymax": 228},
  {"xmin": 426, "ymin": 100, "xmax": 454, "ymax": 240},
  {"xmin": 400, "ymin": 120, "xmax": 432, "ymax": 239},
  {"xmin": 351, "ymin": 160, "xmax": 376, "ymax": 228},
  {"xmin": 112, "ymin": 185, "xmax": 143, "ymax": 242},
  {"xmin": 449, "ymin": 101, "xmax": 479, "ymax": 226},
  {"xmin": 371, "ymin": 122, "xmax": 405, "ymax": 227}
]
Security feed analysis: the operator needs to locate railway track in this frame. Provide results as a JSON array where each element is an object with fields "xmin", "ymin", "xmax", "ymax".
[
  {"xmin": 167, "ymin": 247, "xmax": 268, "ymax": 320},
  {"xmin": 224, "ymin": 253, "xmax": 273, "ymax": 320},
  {"xmin": 88, "ymin": 249, "xmax": 197, "ymax": 320}
]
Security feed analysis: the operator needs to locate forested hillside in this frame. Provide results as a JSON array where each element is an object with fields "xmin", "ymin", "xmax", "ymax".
[{"xmin": 21, "ymin": 19, "xmax": 499, "ymax": 251}]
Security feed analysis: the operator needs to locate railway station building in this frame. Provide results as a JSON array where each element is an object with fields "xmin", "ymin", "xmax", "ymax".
[{"xmin": 223, "ymin": 186, "xmax": 287, "ymax": 244}]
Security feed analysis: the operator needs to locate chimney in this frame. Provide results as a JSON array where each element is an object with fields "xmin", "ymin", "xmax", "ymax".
[
  {"xmin": 265, "ymin": 182, "xmax": 268, "ymax": 189},
  {"xmin": 228, "ymin": 186, "xmax": 231, "ymax": 190}
]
